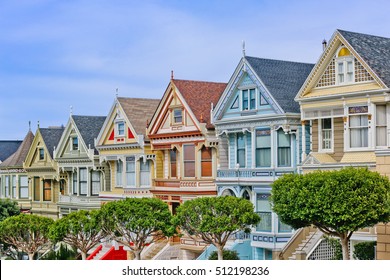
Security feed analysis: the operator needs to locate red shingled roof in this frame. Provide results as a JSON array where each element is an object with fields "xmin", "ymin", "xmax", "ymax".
[{"xmin": 172, "ymin": 79, "xmax": 226, "ymax": 129}]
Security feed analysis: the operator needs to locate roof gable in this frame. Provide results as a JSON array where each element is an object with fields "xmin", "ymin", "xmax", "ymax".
[
  {"xmin": 40, "ymin": 127, "xmax": 65, "ymax": 158},
  {"xmin": 0, "ymin": 131, "xmax": 33, "ymax": 167},
  {"xmin": 0, "ymin": 141, "xmax": 22, "ymax": 162}
]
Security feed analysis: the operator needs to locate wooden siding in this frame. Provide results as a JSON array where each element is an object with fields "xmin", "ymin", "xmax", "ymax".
[
  {"xmin": 332, "ymin": 117, "xmax": 344, "ymax": 161},
  {"xmin": 218, "ymin": 136, "xmax": 228, "ymax": 169},
  {"xmin": 312, "ymin": 120, "xmax": 318, "ymax": 152}
]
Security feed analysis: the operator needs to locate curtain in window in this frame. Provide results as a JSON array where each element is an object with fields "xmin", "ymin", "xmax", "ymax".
[
  {"xmin": 201, "ymin": 147, "xmax": 212, "ymax": 177},
  {"xmin": 126, "ymin": 158, "xmax": 135, "ymax": 187},
  {"xmin": 116, "ymin": 161, "xmax": 123, "ymax": 186},
  {"xmin": 256, "ymin": 194, "xmax": 272, "ymax": 232},
  {"xmin": 350, "ymin": 115, "xmax": 368, "ymax": 147},
  {"xmin": 43, "ymin": 179, "xmax": 51, "ymax": 201},
  {"xmin": 79, "ymin": 168, "xmax": 87, "ymax": 195},
  {"xmin": 237, "ymin": 133, "xmax": 245, "ymax": 167},
  {"xmin": 376, "ymin": 105, "xmax": 387, "ymax": 147},
  {"xmin": 170, "ymin": 150, "xmax": 177, "ymax": 177},
  {"xmin": 256, "ymin": 130, "xmax": 271, "ymax": 167},
  {"xmin": 19, "ymin": 176, "xmax": 28, "ymax": 199},
  {"xmin": 140, "ymin": 161, "xmax": 150, "ymax": 186},
  {"xmin": 91, "ymin": 171, "xmax": 100, "ymax": 195},
  {"xmin": 277, "ymin": 130, "xmax": 291, "ymax": 167},
  {"xmin": 184, "ymin": 144, "xmax": 195, "ymax": 177}
]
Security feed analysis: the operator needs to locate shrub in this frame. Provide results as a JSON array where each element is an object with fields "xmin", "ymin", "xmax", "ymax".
[{"xmin": 208, "ymin": 249, "xmax": 239, "ymax": 260}]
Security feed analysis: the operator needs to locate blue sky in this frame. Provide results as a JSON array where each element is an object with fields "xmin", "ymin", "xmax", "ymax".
[{"xmin": 1, "ymin": 0, "xmax": 389, "ymax": 139}]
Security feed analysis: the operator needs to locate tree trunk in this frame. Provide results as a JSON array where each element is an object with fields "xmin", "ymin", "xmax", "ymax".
[
  {"xmin": 340, "ymin": 237, "xmax": 350, "ymax": 260},
  {"xmin": 134, "ymin": 250, "xmax": 141, "ymax": 260},
  {"xmin": 217, "ymin": 246, "xmax": 224, "ymax": 260},
  {"xmin": 28, "ymin": 253, "xmax": 34, "ymax": 260},
  {"xmin": 81, "ymin": 251, "xmax": 87, "ymax": 260}
]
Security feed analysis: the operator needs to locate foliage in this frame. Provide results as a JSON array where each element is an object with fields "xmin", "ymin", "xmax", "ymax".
[
  {"xmin": 42, "ymin": 243, "xmax": 79, "ymax": 260},
  {"xmin": 100, "ymin": 197, "xmax": 174, "ymax": 260},
  {"xmin": 208, "ymin": 249, "xmax": 239, "ymax": 260},
  {"xmin": 353, "ymin": 241, "xmax": 376, "ymax": 260},
  {"xmin": 0, "ymin": 214, "xmax": 54, "ymax": 260},
  {"xmin": 49, "ymin": 210, "xmax": 106, "ymax": 260},
  {"xmin": 0, "ymin": 198, "xmax": 20, "ymax": 222},
  {"xmin": 271, "ymin": 167, "xmax": 390, "ymax": 260},
  {"xmin": 324, "ymin": 236, "xmax": 342, "ymax": 260},
  {"xmin": 173, "ymin": 196, "xmax": 260, "ymax": 260}
]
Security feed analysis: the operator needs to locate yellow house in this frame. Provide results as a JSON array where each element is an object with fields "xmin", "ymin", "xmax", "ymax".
[
  {"xmin": 24, "ymin": 126, "xmax": 64, "ymax": 219},
  {"xmin": 294, "ymin": 29, "xmax": 390, "ymax": 260},
  {"xmin": 95, "ymin": 97, "xmax": 160, "ymax": 201},
  {"xmin": 0, "ymin": 129, "xmax": 34, "ymax": 212}
]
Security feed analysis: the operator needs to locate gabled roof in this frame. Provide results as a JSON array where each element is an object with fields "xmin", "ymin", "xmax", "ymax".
[
  {"xmin": 117, "ymin": 97, "xmax": 160, "ymax": 135},
  {"xmin": 40, "ymin": 127, "xmax": 65, "ymax": 158},
  {"xmin": 0, "ymin": 131, "xmax": 34, "ymax": 167},
  {"xmin": 245, "ymin": 56, "xmax": 314, "ymax": 113},
  {"xmin": 173, "ymin": 79, "xmax": 227, "ymax": 128},
  {"xmin": 72, "ymin": 115, "xmax": 106, "ymax": 153},
  {"xmin": 0, "ymin": 140, "xmax": 22, "ymax": 163},
  {"xmin": 337, "ymin": 29, "xmax": 390, "ymax": 87}
]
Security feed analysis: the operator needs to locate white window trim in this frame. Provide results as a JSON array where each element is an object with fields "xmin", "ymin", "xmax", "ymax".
[
  {"xmin": 336, "ymin": 56, "xmax": 354, "ymax": 85},
  {"xmin": 276, "ymin": 129, "xmax": 292, "ymax": 167},
  {"xmin": 240, "ymin": 87, "xmax": 257, "ymax": 111},
  {"xmin": 115, "ymin": 121, "xmax": 125, "ymax": 137},
  {"xmin": 344, "ymin": 105, "xmax": 373, "ymax": 152},
  {"xmin": 318, "ymin": 118, "xmax": 334, "ymax": 153},
  {"xmin": 375, "ymin": 104, "xmax": 388, "ymax": 149},
  {"xmin": 236, "ymin": 133, "xmax": 247, "ymax": 168}
]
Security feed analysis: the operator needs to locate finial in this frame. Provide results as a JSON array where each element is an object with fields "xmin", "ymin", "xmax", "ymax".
[
  {"xmin": 171, "ymin": 70, "xmax": 174, "ymax": 80},
  {"xmin": 70, "ymin": 105, "xmax": 73, "ymax": 116},
  {"xmin": 200, "ymin": 113, "xmax": 204, "ymax": 123},
  {"xmin": 242, "ymin": 40, "xmax": 246, "ymax": 57},
  {"xmin": 322, "ymin": 39, "xmax": 327, "ymax": 51},
  {"xmin": 116, "ymin": 88, "xmax": 119, "ymax": 98},
  {"xmin": 38, "ymin": 120, "xmax": 40, "ymax": 128},
  {"xmin": 29, "ymin": 121, "xmax": 31, "ymax": 131}
]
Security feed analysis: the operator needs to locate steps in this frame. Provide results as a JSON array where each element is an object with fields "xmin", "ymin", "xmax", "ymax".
[
  {"xmin": 289, "ymin": 229, "xmax": 323, "ymax": 260},
  {"xmin": 142, "ymin": 239, "xmax": 169, "ymax": 260}
]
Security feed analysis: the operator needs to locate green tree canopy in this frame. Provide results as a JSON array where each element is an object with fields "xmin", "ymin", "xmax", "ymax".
[
  {"xmin": 271, "ymin": 167, "xmax": 390, "ymax": 260},
  {"xmin": 0, "ymin": 214, "xmax": 54, "ymax": 260},
  {"xmin": 100, "ymin": 197, "xmax": 174, "ymax": 260},
  {"xmin": 0, "ymin": 198, "xmax": 20, "ymax": 222},
  {"xmin": 49, "ymin": 210, "xmax": 107, "ymax": 260},
  {"xmin": 173, "ymin": 196, "xmax": 260, "ymax": 260}
]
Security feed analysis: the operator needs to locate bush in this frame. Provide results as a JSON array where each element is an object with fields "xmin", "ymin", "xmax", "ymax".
[
  {"xmin": 42, "ymin": 244, "xmax": 79, "ymax": 260},
  {"xmin": 208, "ymin": 249, "xmax": 239, "ymax": 260},
  {"xmin": 353, "ymin": 241, "xmax": 376, "ymax": 260}
]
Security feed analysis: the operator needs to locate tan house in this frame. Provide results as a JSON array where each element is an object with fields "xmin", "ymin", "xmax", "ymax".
[
  {"xmin": 293, "ymin": 29, "xmax": 390, "ymax": 259},
  {"xmin": 24, "ymin": 126, "xmax": 64, "ymax": 219},
  {"xmin": 0, "ymin": 130, "xmax": 34, "ymax": 212},
  {"xmin": 95, "ymin": 97, "xmax": 160, "ymax": 201}
]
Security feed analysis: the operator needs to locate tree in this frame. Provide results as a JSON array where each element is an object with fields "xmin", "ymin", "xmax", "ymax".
[
  {"xmin": 353, "ymin": 241, "xmax": 376, "ymax": 260},
  {"xmin": 0, "ymin": 214, "xmax": 54, "ymax": 260},
  {"xmin": 173, "ymin": 196, "xmax": 261, "ymax": 260},
  {"xmin": 0, "ymin": 198, "xmax": 20, "ymax": 222},
  {"xmin": 208, "ymin": 249, "xmax": 239, "ymax": 260},
  {"xmin": 100, "ymin": 197, "xmax": 174, "ymax": 260},
  {"xmin": 271, "ymin": 167, "xmax": 390, "ymax": 260},
  {"xmin": 49, "ymin": 210, "xmax": 107, "ymax": 260}
]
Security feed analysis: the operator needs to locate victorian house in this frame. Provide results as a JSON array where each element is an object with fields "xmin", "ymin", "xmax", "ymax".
[
  {"xmin": 295, "ymin": 29, "xmax": 390, "ymax": 260},
  {"xmin": 24, "ymin": 126, "xmax": 64, "ymax": 219},
  {"xmin": 212, "ymin": 55, "xmax": 314, "ymax": 260},
  {"xmin": 95, "ymin": 97, "xmax": 160, "ymax": 201},
  {"xmin": 0, "ymin": 129, "xmax": 34, "ymax": 212},
  {"xmin": 54, "ymin": 115, "xmax": 108, "ymax": 216}
]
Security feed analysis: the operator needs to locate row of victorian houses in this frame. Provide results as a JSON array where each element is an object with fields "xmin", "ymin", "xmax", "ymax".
[{"xmin": 1, "ymin": 29, "xmax": 390, "ymax": 260}]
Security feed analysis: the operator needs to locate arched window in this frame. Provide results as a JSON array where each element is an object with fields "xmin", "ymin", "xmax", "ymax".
[
  {"xmin": 242, "ymin": 189, "xmax": 250, "ymax": 200},
  {"xmin": 221, "ymin": 189, "xmax": 235, "ymax": 197}
]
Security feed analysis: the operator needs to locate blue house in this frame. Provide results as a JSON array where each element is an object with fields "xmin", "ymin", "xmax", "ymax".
[{"xmin": 212, "ymin": 55, "xmax": 314, "ymax": 259}]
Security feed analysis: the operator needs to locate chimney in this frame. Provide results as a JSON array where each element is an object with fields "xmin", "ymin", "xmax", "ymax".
[{"xmin": 322, "ymin": 39, "xmax": 327, "ymax": 51}]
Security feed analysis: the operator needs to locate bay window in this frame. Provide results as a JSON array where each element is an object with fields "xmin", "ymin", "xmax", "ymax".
[
  {"xmin": 201, "ymin": 146, "xmax": 212, "ymax": 177},
  {"xmin": 349, "ymin": 106, "xmax": 368, "ymax": 148},
  {"xmin": 183, "ymin": 144, "xmax": 195, "ymax": 177},
  {"xmin": 126, "ymin": 157, "xmax": 135, "ymax": 187},
  {"xmin": 256, "ymin": 194, "xmax": 272, "ymax": 232},
  {"xmin": 376, "ymin": 105, "xmax": 387, "ymax": 147},
  {"xmin": 277, "ymin": 130, "xmax": 291, "ymax": 167},
  {"xmin": 19, "ymin": 176, "xmax": 28, "ymax": 199},
  {"xmin": 256, "ymin": 129, "xmax": 271, "ymax": 167},
  {"xmin": 140, "ymin": 161, "xmax": 150, "ymax": 186},
  {"xmin": 43, "ymin": 179, "xmax": 51, "ymax": 201},
  {"xmin": 170, "ymin": 149, "xmax": 177, "ymax": 178},
  {"xmin": 91, "ymin": 171, "xmax": 100, "ymax": 196},
  {"xmin": 79, "ymin": 168, "xmax": 87, "ymax": 195},
  {"xmin": 237, "ymin": 133, "xmax": 246, "ymax": 168},
  {"xmin": 116, "ymin": 160, "xmax": 123, "ymax": 186}
]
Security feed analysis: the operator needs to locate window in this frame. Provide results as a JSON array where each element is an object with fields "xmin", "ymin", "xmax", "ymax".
[
  {"xmin": 126, "ymin": 157, "xmax": 135, "ymax": 187},
  {"xmin": 79, "ymin": 168, "xmax": 87, "ymax": 195},
  {"xmin": 140, "ymin": 161, "xmax": 150, "ymax": 186},
  {"xmin": 72, "ymin": 137, "xmax": 78, "ymax": 150},
  {"xmin": 91, "ymin": 171, "xmax": 100, "ymax": 196},
  {"xmin": 230, "ymin": 96, "xmax": 239, "ymax": 109},
  {"xmin": 117, "ymin": 122, "xmax": 125, "ymax": 136},
  {"xmin": 12, "ymin": 175, "xmax": 16, "ymax": 198},
  {"xmin": 278, "ymin": 219, "xmax": 293, "ymax": 233},
  {"xmin": 256, "ymin": 129, "xmax": 271, "ymax": 167},
  {"xmin": 170, "ymin": 149, "xmax": 177, "ymax": 178},
  {"xmin": 4, "ymin": 176, "xmax": 10, "ymax": 198},
  {"xmin": 237, "ymin": 133, "xmax": 246, "ymax": 168},
  {"xmin": 242, "ymin": 89, "xmax": 256, "ymax": 110},
  {"xmin": 336, "ymin": 47, "xmax": 354, "ymax": 84},
  {"xmin": 256, "ymin": 194, "xmax": 272, "ymax": 232},
  {"xmin": 321, "ymin": 118, "xmax": 332, "ymax": 151},
  {"xmin": 183, "ymin": 144, "xmax": 195, "ymax": 177},
  {"xmin": 19, "ymin": 176, "xmax": 28, "ymax": 199},
  {"xmin": 277, "ymin": 130, "xmax": 291, "ymax": 167},
  {"xmin": 39, "ymin": 148, "xmax": 44, "ymax": 160},
  {"xmin": 34, "ymin": 177, "xmax": 40, "ymax": 201},
  {"xmin": 72, "ymin": 172, "xmax": 77, "ymax": 194},
  {"xmin": 116, "ymin": 160, "xmax": 123, "ymax": 186},
  {"xmin": 201, "ymin": 146, "xmax": 212, "ymax": 177},
  {"xmin": 349, "ymin": 106, "xmax": 368, "ymax": 148},
  {"xmin": 173, "ymin": 109, "xmax": 182, "ymax": 124},
  {"xmin": 376, "ymin": 105, "xmax": 387, "ymax": 147},
  {"xmin": 43, "ymin": 179, "xmax": 51, "ymax": 201}
]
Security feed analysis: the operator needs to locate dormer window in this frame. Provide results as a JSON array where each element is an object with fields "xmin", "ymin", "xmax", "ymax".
[
  {"xmin": 72, "ymin": 137, "xmax": 78, "ymax": 150},
  {"xmin": 117, "ymin": 122, "xmax": 125, "ymax": 136},
  {"xmin": 39, "ymin": 148, "xmax": 45, "ymax": 160},
  {"xmin": 173, "ymin": 109, "xmax": 182, "ymax": 124},
  {"xmin": 336, "ymin": 47, "xmax": 354, "ymax": 84},
  {"xmin": 242, "ymin": 88, "xmax": 256, "ymax": 110}
]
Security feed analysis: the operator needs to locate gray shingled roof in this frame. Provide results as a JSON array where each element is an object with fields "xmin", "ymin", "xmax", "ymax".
[
  {"xmin": 0, "ymin": 141, "xmax": 22, "ymax": 162},
  {"xmin": 245, "ymin": 56, "xmax": 314, "ymax": 113},
  {"xmin": 40, "ymin": 127, "xmax": 65, "ymax": 158},
  {"xmin": 72, "ymin": 115, "xmax": 106, "ymax": 154},
  {"xmin": 338, "ymin": 29, "xmax": 390, "ymax": 87},
  {"xmin": 0, "ymin": 131, "xmax": 34, "ymax": 168}
]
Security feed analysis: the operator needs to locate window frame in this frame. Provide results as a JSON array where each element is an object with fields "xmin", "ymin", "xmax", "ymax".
[
  {"xmin": 72, "ymin": 136, "xmax": 79, "ymax": 151},
  {"xmin": 43, "ymin": 179, "xmax": 51, "ymax": 202},
  {"xmin": 241, "ymin": 88, "xmax": 256, "ymax": 111},
  {"xmin": 91, "ymin": 171, "xmax": 101, "ymax": 196},
  {"xmin": 116, "ymin": 160, "xmax": 123, "ymax": 187},
  {"xmin": 336, "ymin": 56, "xmax": 354, "ymax": 85},
  {"xmin": 236, "ymin": 133, "xmax": 246, "ymax": 168},
  {"xmin": 126, "ymin": 157, "xmax": 136, "ymax": 187},
  {"xmin": 140, "ymin": 160, "xmax": 150, "ymax": 187},
  {"xmin": 277, "ymin": 129, "xmax": 291, "ymax": 167},
  {"xmin": 201, "ymin": 146, "xmax": 213, "ymax": 177},
  {"xmin": 19, "ymin": 176, "xmax": 29, "ymax": 199},
  {"xmin": 255, "ymin": 129, "xmax": 271, "ymax": 168},
  {"xmin": 318, "ymin": 118, "xmax": 334, "ymax": 153},
  {"xmin": 375, "ymin": 104, "xmax": 387, "ymax": 148},
  {"xmin": 116, "ymin": 121, "xmax": 125, "ymax": 136},
  {"xmin": 347, "ymin": 105, "xmax": 369, "ymax": 150},
  {"xmin": 170, "ymin": 149, "xmax": 177, "ymax": 178},
  {"xmin": 173, "ymin": 109, "xmax": 183, "ymax": 124},
  {"xmin": 79, "ymin": 168, "xmax": 88, "ymax": 196},
  {"xmin": 183, "ymin": 144, "xmax": 196, "ymax": 178},
  {"xmin": 39, "ymin": 148, "xmax": 45, "ymax": 160}
]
